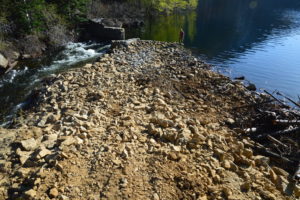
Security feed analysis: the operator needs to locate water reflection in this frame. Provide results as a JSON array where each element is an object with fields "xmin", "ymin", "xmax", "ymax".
[
  {"xmin": 128, "ymin": 0, "xmax": 300, "ymax": 98},
  {"xmin": 129, "ymin": 13, "xmax": 197, "ymax": 42},
  {"xmin": 192, "ymin": 0, "xmax": 300, "ymax": 58}
]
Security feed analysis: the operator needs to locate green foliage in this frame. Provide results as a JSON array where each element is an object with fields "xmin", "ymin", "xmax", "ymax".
[
  {"xmin": 48, "ymin": 0, "xmax": 90, "ymax": 25},
  {"xmin": 0, "ymin": 3, "xmax": 9, "ymax": 49},
  {"xmin": 11, "ymin": 0, "xmax": 47, "ymax": 33},
  {"xmin": 1, "ymin": 0, "xmax": 90, "ymax": 35},
  {"xmin": 131, "ymin": 0, "xmax": 198, "ymax": 13},
  {"xmin": 0, "ymin": 40, "xmax": 7, "ymax": 51}
]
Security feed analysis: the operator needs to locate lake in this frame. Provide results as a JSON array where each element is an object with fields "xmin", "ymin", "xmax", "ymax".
[{"xmin": 128, "ymin": 0, "xmax": 300, "ymax": 99}]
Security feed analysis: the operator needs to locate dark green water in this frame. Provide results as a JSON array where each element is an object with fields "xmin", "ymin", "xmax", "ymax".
[{"xmin": 128, "ymin": 0, "xmax": 300, "ymax": 100}]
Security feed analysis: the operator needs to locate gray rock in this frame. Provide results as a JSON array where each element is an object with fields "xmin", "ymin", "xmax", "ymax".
[
  {"xmin": 44, "ymin": 134, "xmax": 58, "ymax": 141},
  {"xmin": 21, "ymin": 138, "xmax": 38, "ymax": 151},
  {"xmin": 0, "ymin": 53, "xmax": 8, "ymax": 69},
  {"xmin": 59, "ymin": 195, "xmax": 70, "ymax": 200},
  {"xmin": 16, "ymin": 167, "xmax": 31, "ymax": 178},
  {"xmin": 43, "ymin": 134, "xmax": 58, "ymax": 149},
  {"xmin": 226, "ymin": 118, "xmax": 235, "ymax": 125},
  {"xmin": 24, "ymin": 189, "xmax": 37, "ymax": 198},
  {"xmin": 111, "ymin": 38, "xmax": 140, "ymax": 49},
  {"xmin": 246, "ymin": 83, "xmax": 256, "ymax": 91},
  {"xmin": 22, "ymin": 54, "xmax": 31, "ymax": 59},
  {"xmin": 37, "ymin": 146, "xmax": 52, "ymax": 159},
  {"xmin": 153, "ymin": 193, "xmax": 160, "ymax": 200},
  {"xmin": 49, "ymin": 187, "xmax": 59, "ymax": 198},
  {"xmin": 60, "ymin": 136, "xmax": 76, "ymax": 147},
  {"xmin": 16, "ymin": 148, "xmax": 33, "ymax": 165},
  {"xmin": 37, "ymin": 118, "xmax": 47, "ymax": 127}
]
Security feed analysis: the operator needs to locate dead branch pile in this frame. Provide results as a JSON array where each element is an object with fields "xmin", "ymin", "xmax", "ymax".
[{"xmin": 237, "ymin": 90, "xmax": 300, "ymax": 180}]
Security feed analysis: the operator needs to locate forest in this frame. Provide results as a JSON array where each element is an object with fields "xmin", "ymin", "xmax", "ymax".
[{"xmin": 0, "ymin": 0, "xmax": 198, "ymax": 50}]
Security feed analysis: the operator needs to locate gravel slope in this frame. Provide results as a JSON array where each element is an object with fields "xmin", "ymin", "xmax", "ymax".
[{"xmin": 0, "ymin": 40, "xmax": 296, "ymax": 200}]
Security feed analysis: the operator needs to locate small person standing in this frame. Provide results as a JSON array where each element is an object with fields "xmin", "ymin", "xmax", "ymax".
[{"xmin": 179, "ymin": 28, "xmax": 185, "ymax": 44}]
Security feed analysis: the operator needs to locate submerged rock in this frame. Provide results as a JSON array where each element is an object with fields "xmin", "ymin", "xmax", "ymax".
[{"xmin": 246, "ymin": 83, "xmax": 256, "ymax": 91}]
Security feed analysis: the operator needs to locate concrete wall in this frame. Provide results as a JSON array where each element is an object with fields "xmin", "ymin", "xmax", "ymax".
[{"xmin": 86, "ymin": 19, "xmax": 125, "ymax": 41}]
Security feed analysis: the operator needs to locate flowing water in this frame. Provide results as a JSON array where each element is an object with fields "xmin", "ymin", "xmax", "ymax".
[
  {"xmin": 0, "ymin": 42, "xmax": 110, "ymax": 126},
  {"xmin": 128, "ymin": 0, "xmax": 300, "ymax": 99}
]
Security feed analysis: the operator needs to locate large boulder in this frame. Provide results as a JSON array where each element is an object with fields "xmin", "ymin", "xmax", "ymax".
[
  {"xmin": 81, "ymin": 19, "xmax": 125, "ymax": 41},
  {"xmin": 0, "ymin": 53, "xmax": 8, "ymax": 69},
  {"xmin": 1, "ymin": 50, "xmax": 20, "ymax": 73}
]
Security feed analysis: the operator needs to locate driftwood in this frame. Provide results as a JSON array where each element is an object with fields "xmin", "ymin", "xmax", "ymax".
[
  {"xmin": 257, "ymin": 126, "xmax": 300, "ymax": 139},
  {"xmin": 244, "ymin": 142, "xmax": 294, "ymax": 164},
  {"xmin": 264, "ymin": 90, "xmax": 290, "ymax": 109},
  {"xmin": 277, "ymin": 92, "xmax": 300, "ymax": 109},
  {"xmin": 254, "ymin": 144, "xmax": 294, "ymax": 164},
  {"xmin": 267, "ymin": 135, "xmax": 289, "ymax": 149},
  {"xmin": 274, "ymin": 119, "xmax": 300, "ymax": 126},
  {"xmin": 239, "ymin": 90, "xmax": 300, "ymax": 174},
  {"xmin": 233, "ymin": 100, "xmax": 274, "ymax": 109},
  {"xmin": 283, "ymin": 109, "xmax": 300, "ymax": 118}
]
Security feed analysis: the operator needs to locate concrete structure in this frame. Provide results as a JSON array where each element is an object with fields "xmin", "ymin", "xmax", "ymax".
[{"xmin": 85, "ymin": 19, "xmax": 125, "ymax": 41}]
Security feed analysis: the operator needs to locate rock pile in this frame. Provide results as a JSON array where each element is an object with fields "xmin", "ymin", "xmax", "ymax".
[{"xmin": 0, "ymin": 40, "xmax": 296, "ymax": 199}]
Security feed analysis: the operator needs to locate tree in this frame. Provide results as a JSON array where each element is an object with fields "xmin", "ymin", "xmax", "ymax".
[
  {"xmin": 48, "ymin": 0, "xmax": 90, "ymax": 25},
  {"xmin": 10, "ymin": 0, "xmax": 47, "ymax": 33}
]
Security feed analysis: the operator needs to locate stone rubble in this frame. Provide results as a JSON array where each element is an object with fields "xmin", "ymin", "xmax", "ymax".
[{"xmin": 0, "ymin": 40, "xmax": 297, "ymax": 199}]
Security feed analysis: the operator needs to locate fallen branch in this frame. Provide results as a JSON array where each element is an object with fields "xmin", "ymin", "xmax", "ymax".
[
  {"xmin": 277, "ymin": 92, "xmax": 300, "ymax": 109},
  {"xmin": 257, "ymin": 126, "xmax": 300, "ymax": 139},
  {"xmin": 283, "ymin": 109, "xmax": 300, "ymax": 118},
  {"xmin": 243, "ymin": 142, "xmax": 295, "ymax": 164},
  {"xmin": 264, "ymin": 90, "xmax": 290, "ymax": 109},
  {"xmin": 267, "ymin": 135, "xmax": 289, "ymax": 149},
  {"xmin": 233, "ymin": 100, "xmax": 274, "ymax": 109},
  {"xmin": 254, "ymin": 145, "xmax": 294, "ymax": 164},
  {"xmin": 274, "ymin": 120, "xmax": 300, "ymax": 126}
]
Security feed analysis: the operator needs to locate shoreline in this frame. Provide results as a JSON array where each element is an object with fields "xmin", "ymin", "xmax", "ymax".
[{"xmin": 0, "ymin": 39, "xmax": 297, "ymax": 199}]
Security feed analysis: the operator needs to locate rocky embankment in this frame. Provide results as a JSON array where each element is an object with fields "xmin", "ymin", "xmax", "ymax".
[{"xmin": 0, "ymin": 40, "xmax": 298, "ymax": 199}]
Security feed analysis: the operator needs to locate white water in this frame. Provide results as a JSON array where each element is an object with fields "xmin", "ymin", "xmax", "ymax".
[
  {"xmin": 0, "ymin": 42, "xmax": 109, "ymax": 126},
  {"xmin": 38, "ymin": 42, "xmax": 105, "ymax": 73}
]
